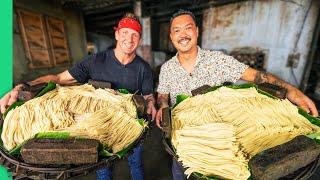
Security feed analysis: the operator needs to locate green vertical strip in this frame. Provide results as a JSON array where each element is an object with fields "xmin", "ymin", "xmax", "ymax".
[
  {"xmin": 0, "ymin": 0, "xmax": 13, "ymax": 179},
  {"xmin": 0, "ymin": 0, "xmax": 13, "ymax": 97}
]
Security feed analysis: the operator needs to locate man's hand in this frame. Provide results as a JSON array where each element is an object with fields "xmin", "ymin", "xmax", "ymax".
[
  {"xmin": 143, "ymin": 94, "xmax": 156, "ymax": 121},
  {"xmin": 155, "ymin": 106, "xmax": 168, "ymax": 129},
  {"xmin": 286, "ymin": 87, "xmax": 318, "ymax": 117},
  {"xmin": 0, "ymin": 84, "xmax": 24, "ymax": 114},
  {"xmin": 242, "ymin": 68, "xmax": 319, "ymax": 117},
  {"xmin": 156, "ymin": 93, "xmax": 169, "ymax": 129},
  {"xmin": 146, "ymin": 102, "xmax": 157, "ymax": 121}
]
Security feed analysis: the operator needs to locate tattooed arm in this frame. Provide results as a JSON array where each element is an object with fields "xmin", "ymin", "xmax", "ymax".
[
  {"xmin": 143, "ymin": 94, "xmax": 157, "ymax": 121},
  {"xmin": 241, "ymin": 67, "xmax": 318, "ymax": 117},
  {"xmin": 155, "ymin": 93, "xmax": 169, "ymax": 128}
]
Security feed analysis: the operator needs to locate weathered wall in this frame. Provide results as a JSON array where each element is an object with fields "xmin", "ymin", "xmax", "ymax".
[
  {"xmin": 202, "ymin": 0, "xmax": 319, "ymax": 86},
  {"xmin": 87, "ymin": 32, "xmax": 114, "ymax": 53},
  {"xmin": 13, "ymin": 0, "xmax": 87, "ymax": 85},
  {"xmin": 137, "ymin": 17, "xmax": 154, "ymax": 67}
]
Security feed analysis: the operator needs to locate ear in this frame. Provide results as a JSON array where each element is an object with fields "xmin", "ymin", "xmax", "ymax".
[
  {"xmin": 115, "ymin": 30, "xmax": 119, "ymax": 41},
  {"xmin": 196, "ymin": 26, "xmax": 199, "ymax": 37},
  {"xmin": 170, "ymin": 29, "xmax": 173, "ymax": 42}
]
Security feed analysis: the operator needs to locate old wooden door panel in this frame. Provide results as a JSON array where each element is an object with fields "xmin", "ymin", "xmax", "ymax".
[
  {"xmin": 46, "ymin": 17, "xmax": 70, "ymax": 66},
  {"xmin": 16, "ymin": 9, "xmax": 52, "ymax": 68}
]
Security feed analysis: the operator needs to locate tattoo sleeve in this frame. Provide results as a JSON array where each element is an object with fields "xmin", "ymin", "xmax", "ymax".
[
  {"xmin": 157, "ymin": 93, "xmax": 169, "ymax": 108},
  {"xmin": 253, "ymin": 71, "xmax": 288, "ymax": 89}
]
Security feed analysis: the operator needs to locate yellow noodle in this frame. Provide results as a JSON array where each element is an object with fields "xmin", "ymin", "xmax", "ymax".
[
  {"xmin": 1, "ymin": 84, "xmax": 143, "ymax": 152},
  {"xmin": 171, "ymin": 87, "xmax": 320, "ymax": 179}
]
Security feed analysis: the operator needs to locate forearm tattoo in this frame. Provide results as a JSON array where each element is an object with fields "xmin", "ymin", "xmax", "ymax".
[
  {"xmin": 157, "ymin": 94, "xmax": 169, "ymax": 108},
  {"xmin": 253, "ymin": 71, "xmax": 268, "ymax": 84},
  {"xmin": 254, "ymin": 71, "xmax": 286, "ymax": 88}
]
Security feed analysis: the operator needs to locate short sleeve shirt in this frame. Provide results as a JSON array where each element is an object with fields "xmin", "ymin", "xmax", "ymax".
[
  {"xmin": 157, "ymin": 47, "xmax": 248, "ymax": 105},
  {"xmin": 68, "ymin": 49, "xmax": 154, "ymax": 95}
]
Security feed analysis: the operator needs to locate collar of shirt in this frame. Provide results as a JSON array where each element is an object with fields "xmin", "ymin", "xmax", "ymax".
[
  {"xmin": 172, "ymin": 46, "xmax": 204, "ymax": 74},
  {"xmin": 111, "ymin": 49, "xmax": 137, "ymax": 67}
]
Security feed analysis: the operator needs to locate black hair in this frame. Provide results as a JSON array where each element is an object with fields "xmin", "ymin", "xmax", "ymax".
[{"xmin": 170, "ymin": 9, "xmax": 197, "ymax": 28}]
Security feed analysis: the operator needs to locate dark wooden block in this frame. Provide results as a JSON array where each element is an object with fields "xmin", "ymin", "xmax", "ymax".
[
  {"xmin": 21, "ymin": 138, "xmax": 99, "ymax": 165},
  {"xmin": 257, "ymin": 83, "xmax": 287, "ymax": 99},
  {"xmin": 191, "ymin": 85, "xmax": 212, "ymax": 96},
  {"xmin": 161, "ymin": 107, "xmax": 172, "ymax": 139},
  {"xmin": 249, "ymin": 135, "xmax": 320, "ymax": 180},
  {"xmin": 88, "ymin": 79, "xmax": 112, "ymax": 89},
  {"xmin": 133, "ymin": 95, "xmax": 146, "ymax": 117}
]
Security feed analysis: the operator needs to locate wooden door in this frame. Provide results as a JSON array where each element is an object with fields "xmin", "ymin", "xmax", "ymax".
[
  {"xmin": 45, "ymin": 16, "xmax": 70, "ymax": 66},
  {"xmin": 16, "ymin": 9, "xmax": 52, "ymax": 68}
]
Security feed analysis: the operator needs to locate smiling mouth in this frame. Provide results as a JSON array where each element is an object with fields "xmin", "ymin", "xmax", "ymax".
[
  {"xmin": 178, "ymin": 38, "xmax": 191, "ymax": 46},
  {"xmin": 124, "ymin": 43, "xmax": 134, "ymax": 49}
]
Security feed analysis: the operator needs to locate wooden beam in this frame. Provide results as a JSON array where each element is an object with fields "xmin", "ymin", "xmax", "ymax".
[
  {"xmin": 85, "ymin": 12, "xmax": 124, "ymax": 22},
  {"xmin": 148, "ymin": 0, "xmax": 248, "ymax": 17},
  {"xmin": 84, "ymin": 3, "xmax": 132, "ymax": 15},
  {"xmin": 86, "ymin": 20, "xmax": 118, "ymax": 29},
  {"xmin": 83, "ymin": 1, "xmax": 127, "ymax": 11}
]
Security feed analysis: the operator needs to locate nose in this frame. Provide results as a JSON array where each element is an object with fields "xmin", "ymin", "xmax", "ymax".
[
  {"xmin": 127, "ymin": 34, "xmax": 134, "ymax": 42},
  {"xmin": 178, "ymin": 29, "xmax": 188, "ymax": 38}
]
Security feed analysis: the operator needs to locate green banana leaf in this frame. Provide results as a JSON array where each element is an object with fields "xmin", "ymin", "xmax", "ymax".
[
  {"xmin": 118, "ymin": 88, "xmax": 130, "ymax": 94},
  {"xmin": 34, "ymin": 81, "xmax": 56, "ymax": 98},
  {"xmin": 174, "ymin": 94, "xmax": 191, "ymax": 108},
  {"xmin": 35, "ymin": 131, "xmax": 70, "ymax": 139},
  {"xmin": 0, "ymin": 127, "xmax": 5, "ymax": 154},
  {"xmin": 298, "ymin": 108, "xmax": 320, "ymax": 127},
  {"xmin": 307, "ymin": 132, "xmax": 320, "ymax": 140},
  {"xmin": 192, "ymin": 172, "xmax": 219, "ymax": 180},
  {"xmin": 100, "ymin": 149, "xmax": 117, "ymax": 157}
]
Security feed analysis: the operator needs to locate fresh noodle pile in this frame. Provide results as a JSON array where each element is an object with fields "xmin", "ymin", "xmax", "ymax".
[
  {"xmin": 63, "ymin": 105, "xmax": 146, "ymax": 153},
  {"xmin": 174, "ymin": 123, "xmax": 249, "ymax": 179},
  {"xmin": 172, "ymin": 87, "xmax": 320, "ymax": 179},
  {"xmin": 1, "ymin": 84, "xmax": 145, "ymax": 152}
]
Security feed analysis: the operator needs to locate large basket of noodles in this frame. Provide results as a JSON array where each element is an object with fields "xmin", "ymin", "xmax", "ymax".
[
  {"xmin": 0, "ymin": 82, "xmax": 149, "ymax": 179},
  {"xmin": 161, "ymin": 83, "xmax": 320, "ymax": 180}
]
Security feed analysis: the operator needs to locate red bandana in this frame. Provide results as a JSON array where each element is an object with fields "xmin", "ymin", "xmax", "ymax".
[{"xmin": 114, "ymin": 17, "xmax": 142, "ymax": 35}]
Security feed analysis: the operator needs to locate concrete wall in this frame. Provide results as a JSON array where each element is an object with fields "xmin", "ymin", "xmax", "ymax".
[
  {"xmin": 202, "ymin": 0, "xmax": 319, "ymax": 87},
  {"xmin": 13, "ymin": 0, "xmax": 87, "ymax": 85},
  {"xmin": 137, "ymin": 17, "xmax": 154, "ymax": 67},
  {"xmin": 87, "ymin": 32, "xmax": 114, "ymax": 53}
]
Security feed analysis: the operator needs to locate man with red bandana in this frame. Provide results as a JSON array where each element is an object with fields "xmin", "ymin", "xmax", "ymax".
[{"xmin": 0, "ymin": 13, "xmax": 155, "ymax": 180}]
